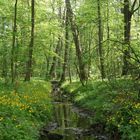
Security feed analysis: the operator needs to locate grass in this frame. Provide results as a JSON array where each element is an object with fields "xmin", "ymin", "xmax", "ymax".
[
  {"xmin": 62, "ymin": 78, "xmax": 140, "ymax": 139},
  {"xmin": 0, "ymin": 79, "xmax": 52, "ymax": 140}
]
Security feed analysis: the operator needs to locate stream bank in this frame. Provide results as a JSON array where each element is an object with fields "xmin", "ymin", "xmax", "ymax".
[
  {"xmin": 60, "ymin": 80, "xmax": 139, "ymax": 140},
  {"xmin": 39, "ymin": 81, "xmax": 108, "ymax": 140}
]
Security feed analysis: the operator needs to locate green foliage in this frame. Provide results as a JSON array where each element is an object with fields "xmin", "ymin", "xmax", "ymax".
[
  {"xmin": 63, "ymin": 79, "xmax": 140, "ymax": 139},
  {"xmin": 0, "ymin": 0, "xmax": 140, "ymax": 138},
  {"xmin": 62, "ymin": 81, "xmax": 81, "ymax": 93},
  {"xmin": 0, "ymin": 80, "xmax": 52, "ymax": 140}
]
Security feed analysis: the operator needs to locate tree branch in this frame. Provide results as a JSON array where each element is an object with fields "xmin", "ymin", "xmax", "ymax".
[
  {"xmin": 131, "ymin": 0, "xmax": 140, "ymax": 14},
  {"xmin": 131, "ymin": 0, "xmax": 137, "ymax": 12},
  {"xmin": 108, "ymin": 39, "xmax": 140, "ymax": 64}
]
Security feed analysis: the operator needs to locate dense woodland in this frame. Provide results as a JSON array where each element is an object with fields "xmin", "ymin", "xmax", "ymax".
[
  {"xmin": 0, "ymin": 0, "xmax": 139, "ymax": 83},
  {"xmin": 0, "ymin": 0, "xmax": 140, "ymax": 140}
]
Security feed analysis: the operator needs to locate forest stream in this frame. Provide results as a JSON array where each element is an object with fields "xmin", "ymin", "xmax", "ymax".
[{"xmin": 39, "ymin": 82, "xmax": 107, "ymax": 140}]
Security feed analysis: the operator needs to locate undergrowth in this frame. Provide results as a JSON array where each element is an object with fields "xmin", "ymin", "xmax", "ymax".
[
  {"xmin": 62, "ymin": 78, "xmax": 140, "ymax": 140},
  {"xmin": 0, "ymin": 80, "xmax": 52, "ymax": 140}
]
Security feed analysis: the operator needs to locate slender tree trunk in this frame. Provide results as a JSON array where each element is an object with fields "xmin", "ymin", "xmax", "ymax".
[
  {"xmin": 68, "ymin": 41, "xmax": 72, "ymax": 83},
  {"xmin": 60, "ymin": 8, "xmax": 69, "ymax": 82},
  {"xmin": 65, "ymin": 0, "xmax": 86, "ymax": 84},
  {"xmin": 45, "ymin": 53, "xmax": 50, "ymax": 80},
  {"xmin": 25, "ymin": 0, "xmax": 35, "ymax": 81},
  {"xmin": 49, "ymin": 39, "xmax": 60, "ymax": 79},
  {"xmin": 56, "ymin": 6, "xmax": 64, "ymax": 79},
  {"xmin": 106, "ymin": 0, "xmax": 110, "ymax": 77},
  {"xmin": 57, "ymin": 40, "xmax": 63, "ymax": 79},
  {"xmin": 11, "ymin": 0, "xmax": 18, "ymax": 83},
  {"xmin": 87, "ymin": 26, "xmax": 92, "ymax": 78},
  {"xmin": 122, "ymin": 0, "xmax": 140, "ymax": 75},
  {"xmin": 122, "ymin": 0, "xmax": 131, "ymax": 75},
  {"xmin": 68, "ymin": 65, "xmax": 72, "ymax": 83},
  {"xmin": 97, "ymin": 0, "xmax": 105, "ymax": 79},
  {"xmin": 1, "ymin": 17, "xmax": 8, "ymax": 83}
]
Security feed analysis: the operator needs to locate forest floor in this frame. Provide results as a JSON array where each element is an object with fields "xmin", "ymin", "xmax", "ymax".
[
  {"xmin": 62, "ymin": 78, "xmax": 140, "ymax": 140},
  {"xmin": 0, "ymin": 79, "xmax": 52, "ymax": 140},
  {"xmin": 0, "ymin": 78, "xmax": 140, "ymax": 140}
]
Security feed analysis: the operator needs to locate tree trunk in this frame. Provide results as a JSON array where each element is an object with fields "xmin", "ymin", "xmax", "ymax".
[
  {"xmin": 11, "ymin": 0, "xmax": 18, "ymax": 83},
  {"xmin": 122, "ymin": 0, "xmax": 139, "ymax": 75},
  {"xmin": 97, "ymin": 0, "xmax": 105, "ymax": 79},
  {"xmin": 45, "ymin": 53, "xmax": 50, "ymax": 80},
  {"xmin": 1, "ymin": 17, "xmax": 8, "ymax": 83},
  {"xmin": 49, "ymin": 39, "xmax": 60, "ymax": 79},
  {"xmin": 122, "ymin": 0, "xmax": 131, "ymax": 75},
  {"xmin": 25, "ymin": 0, "xmax": 35, "ymax": 81},
  {"xmin": 87, "ymin": 26, "xmax": 93, "ymax": 78},
  {"xmin": 65, "ymin": 0, "xmax": 86, "ymax": 84},
  {"xmin": 60, "ymin": 8, "xmax": 69, "ymax": 82}
]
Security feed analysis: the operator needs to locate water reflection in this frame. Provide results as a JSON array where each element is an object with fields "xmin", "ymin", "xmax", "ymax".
[{"xmin": 41, "ymin": 102, "xmax": 96, "ymax": 140}]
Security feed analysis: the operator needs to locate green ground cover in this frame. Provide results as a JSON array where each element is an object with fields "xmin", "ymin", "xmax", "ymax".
[
  {"xmin": 0, "ymin": 80, "xmax": 52, "ymax": 140},
  {"xmin": 62, "ymin": 79, "xmax": 140, "ymax": 139}
]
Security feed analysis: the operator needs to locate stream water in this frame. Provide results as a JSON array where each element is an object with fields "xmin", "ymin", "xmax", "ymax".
[
  {"xmin": 40, "ymin": 83, "xmax": 107, "ymax": 140},
  {"xmin": 41, "ymin": 102, "xmax": 97, "ymax": 140}
]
